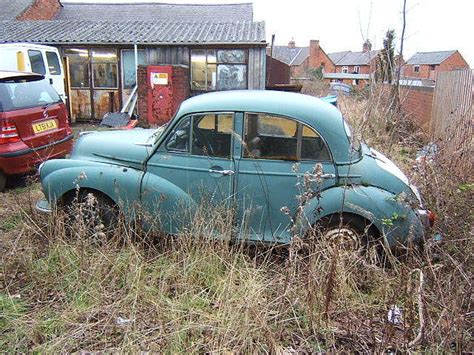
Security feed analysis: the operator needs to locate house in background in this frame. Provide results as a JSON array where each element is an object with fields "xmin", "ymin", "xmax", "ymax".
[
  {"xmin": 325, "ymin": 40, "xmax": 379, "ymax": 87},
  {"xmin": 404, "ymin": 50, "xmax": 469, "ymax": 81},
  {"xmin": 269, "ymin": 39, "xmax": 335, "ymax": 80},
  {"xmin": 0, "ymin": 0, "xmax": 266, "ymax": 122},
  {"xmin": 268, "ymin": 39, "xmax": 379, "ymax": 87}
]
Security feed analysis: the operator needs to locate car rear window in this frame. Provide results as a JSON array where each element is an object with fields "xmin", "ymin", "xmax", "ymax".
[{"xmin": 0, "ymin": 77, "xmax": 61, "ymax": 112}]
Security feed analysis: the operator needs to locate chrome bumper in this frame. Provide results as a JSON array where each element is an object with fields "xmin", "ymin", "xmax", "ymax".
[{"xmin": 36, "ymin": 199, "xmax": 52, "ymax": 213}]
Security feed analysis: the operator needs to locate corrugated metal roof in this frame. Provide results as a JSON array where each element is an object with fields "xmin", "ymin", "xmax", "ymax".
[
  {"xmin": 54, "ymin": 2, "xmax": 254, "ymax": 22},
  {"xmin": 328, "ymin": 50, "xmax": 379, "ymax": 66},
  {"xmin": 271, "ymin": 46, "xmax": 309, "ymax": 66},
  {"xmin": 0, "ymin": 20, "xmax": 266, "ymax": 45},
  {"xmin": 406, "ymin": 50, "xmax": 457, "ymax": 65},
  {"xmin": 0, "ymin": 0, "xmax": 34, "ymax": 20}
]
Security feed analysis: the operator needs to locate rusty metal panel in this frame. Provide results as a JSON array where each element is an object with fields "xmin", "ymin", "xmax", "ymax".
[
  {"xmin": 147, "ymin": 47, "xmax": 189, "ymax": 66},
  {"xmin": 70, "ymin": 89, "xmax": 92, "ymax": 120},
  {"xmin": 93, "ymin": 90, "xmax": 120, "ymax": 120}
]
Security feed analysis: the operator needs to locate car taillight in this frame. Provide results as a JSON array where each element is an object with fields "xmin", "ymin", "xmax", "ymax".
[
  {"xmin": 0, "ymin": 119, "xmax": 20, "ymax": 144},
  {"xmin": 428, "ymin": 210, "xmax": 436, "ymax": 227}
]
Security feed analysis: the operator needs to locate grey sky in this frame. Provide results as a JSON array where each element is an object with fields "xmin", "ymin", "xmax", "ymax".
[{"xmin": 63, "ymin": 0, "xmax": 473, "ymax": 65}]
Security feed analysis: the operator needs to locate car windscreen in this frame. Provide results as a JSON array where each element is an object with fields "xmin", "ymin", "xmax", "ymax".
[{"xmin": 0, "ymin": 77, "xmax": 61, "ymax": 112}]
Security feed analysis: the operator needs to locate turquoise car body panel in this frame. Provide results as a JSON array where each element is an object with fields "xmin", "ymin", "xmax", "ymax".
[{"xmin": 38, "ymin": 90, "xmax": 426, "ymax": 245}]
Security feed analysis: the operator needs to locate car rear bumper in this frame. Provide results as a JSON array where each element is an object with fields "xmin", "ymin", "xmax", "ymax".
[{"xmin": 0, "ymin": 134, "xmax": 73, "ymax": 175}]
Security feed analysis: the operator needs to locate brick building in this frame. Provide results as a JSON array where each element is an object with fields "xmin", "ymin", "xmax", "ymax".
[
  {"xmin": 268, "ymin": 39, "xmax": 335, "ymax": 79},
  {"xmin": 268, "ymin": 39, "xmax": 379, "ymax": 87},
  {"xmin": 0, "ymin": 0, "xmax": 266, "ymax": 122},
  {"xmin": 325, "ymin": 40, "xmax": 379, "ymax": 87},
  {"xmin": 404, "ymin": 50, "xmax": 469, "ymax": 81}
]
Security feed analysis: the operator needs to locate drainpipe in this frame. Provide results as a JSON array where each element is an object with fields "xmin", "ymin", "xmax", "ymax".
[{"xmin": 134, "ymin": 43, "xmax": 138, "ymax": 84}]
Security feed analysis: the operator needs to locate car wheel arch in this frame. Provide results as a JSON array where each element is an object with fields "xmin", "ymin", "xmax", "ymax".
[
  {"xmin": 311, "ymin": 211, "xmax": 381, "ymax": 239},
  {"xmin": 59, "ymin": 187, "xmax": 117, "ymax": 209}
]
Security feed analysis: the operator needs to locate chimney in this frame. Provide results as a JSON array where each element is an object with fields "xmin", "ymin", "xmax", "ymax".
[
  {"xmin": 288, "ymin": 39, "xmax": 296, "ymax": 49},
  {"xmin": 363, "ymin": 40, "xmax": 372, "ymax": 53},
  {"xmin": 309, "ymin": 40, "xmax": 320, "ymax": 68},
  {"xmin": 16, "ymin": 0, "xmax": 62, "ymax": 20}
]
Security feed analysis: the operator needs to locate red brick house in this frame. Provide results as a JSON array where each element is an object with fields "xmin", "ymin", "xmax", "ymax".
[
  {"xmin": 268, "ymin": 40, "xmax": 335, "ymax": 79},
  {"xmin": 325, "ymin": 40, "xmax": 379, "ymax": 87},
  {"xmin": 404, "ymin": 50, "xmax": 469, "ymax": 80}
]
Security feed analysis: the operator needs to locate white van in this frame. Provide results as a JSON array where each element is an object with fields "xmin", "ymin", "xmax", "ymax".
[{"xmin": 0, "ymin": 43, "xmax": 66, "ymax": 100}]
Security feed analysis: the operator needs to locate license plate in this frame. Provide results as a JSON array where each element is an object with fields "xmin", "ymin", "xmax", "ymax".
[{"xmin": 32, "ymin": 119, "xmax": 57, "ymax": 134}]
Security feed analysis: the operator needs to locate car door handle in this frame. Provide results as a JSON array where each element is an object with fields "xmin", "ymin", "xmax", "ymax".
[
  {"xmin": 320, "ymin": 173, "xmax": 336, "ymax": 179},
  {"xmin": 209, "ymin": 169, "xmax": 235, "ymax": 176}
]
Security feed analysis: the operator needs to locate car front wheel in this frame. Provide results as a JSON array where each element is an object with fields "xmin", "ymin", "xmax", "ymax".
[{"xmin": 62, "ymin": 190, "xmax": 119, "ymax": 238}]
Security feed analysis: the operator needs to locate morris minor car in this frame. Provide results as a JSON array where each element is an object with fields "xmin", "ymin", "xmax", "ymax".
[{"xmin": 37, "ymin": 91, "xmax": 433, "ymax": 250}]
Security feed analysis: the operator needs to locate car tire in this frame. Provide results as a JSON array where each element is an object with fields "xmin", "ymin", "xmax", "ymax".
[
  {"xmin": 62, "ymin": 190, "xmax": 118, "ymax": 237},
  {"xmin": 0, "ymin": 171, "xmax": 6, "ymax": 192},
  {"xmin": 309, "ymin": 214, "xmax": 386, "ymax": 265}
]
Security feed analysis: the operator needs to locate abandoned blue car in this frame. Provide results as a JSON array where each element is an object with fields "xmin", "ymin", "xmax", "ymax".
[{"xmin": 37, "ymin": 90, "xmax": 434, "ymax": 249}]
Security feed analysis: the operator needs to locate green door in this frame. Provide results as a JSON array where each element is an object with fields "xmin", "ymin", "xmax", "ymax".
[{"xmin": 142, "ymin": 112, "xmax": 235, "ymax": 234}]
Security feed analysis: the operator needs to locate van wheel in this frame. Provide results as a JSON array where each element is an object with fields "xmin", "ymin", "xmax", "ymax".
[{"xmin": 0, "ymin": 172, "xmax": 6, "ymax": 192}]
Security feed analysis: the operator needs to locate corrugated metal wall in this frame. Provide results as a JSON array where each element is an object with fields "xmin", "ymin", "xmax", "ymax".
[
  {"xmin": 248, "ymin": 47, "xmax": 265, "ymax": 90},
  {"xmin": 147, "ymin": 47, "xmax": 190, "ymax": 66}
]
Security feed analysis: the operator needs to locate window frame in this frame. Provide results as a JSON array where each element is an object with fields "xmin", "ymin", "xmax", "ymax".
[
  {"xmin": 190, "ymin": 49, "xmax": 248, "ymax": 92},
  {"xmin": 163, "ymin": 112, "xmax": 235, "ymax": 159},
  {"xmin": 242, "ymin": 112, "xmax": 333, "ymax": 162},
  {"xmin": 91, "ymin": 49, "xmax": 119, "ymax": 90},
  {"xmin": 353, "ymin": 65, "xmax": 360, "ymax": 74},
  {"xmin": 45, "ymin": 51, "xmax": 62, "ymax": 75},
  {"xmin": 342, "ymin": 66, "xmax": 349, "ymax": 74},
  {"xmin": 27, "ymin": 50, "xmax": 46, "ymax": 76},
  {"xmin": 413, "ymin": 65, "xmax": 420, "ymax": 73}
]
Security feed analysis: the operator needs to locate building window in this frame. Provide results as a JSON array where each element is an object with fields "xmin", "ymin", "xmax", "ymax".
[
  {"xmin": 91, "ymin": 49, "xmax": 118, "ymax": 89},
  {"xmin": 413, "ymin": 65, "xmax": 420, "ymax": 73},
  {"xmin": 342, "ymin": 66, "xmax": 348, "ymax": 74},
  {"xmin": 121, "ymin": 49, "xmax": 146, "ymax": 89},
  {"xmin": 64, "ymin": 48, "xmax": 90, "ymax": 88},
  {"xmin": 430, "ymin": 64, "xmax": 436, "ymax": 71},
  {"xmin": 353, "ymin": 66, "xmax": 360, "ymax": 74},
  {"xmin": 191, "ymin": 49, "xmax": 247, "ymax": 91}
]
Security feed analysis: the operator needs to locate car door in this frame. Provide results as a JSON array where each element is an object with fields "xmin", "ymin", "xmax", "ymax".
[
  {"xmin": 235, "ymin": 112, "xmax": 336, "ymax": 243},
  {"xmin": 141, "ymin": 112, "xmax": 236, "ymax": 234}
]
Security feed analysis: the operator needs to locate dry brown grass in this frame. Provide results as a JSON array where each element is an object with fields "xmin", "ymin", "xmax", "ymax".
[{"xmin": 1, "ymin": 83, "xmax": 472, "ymax": 352}]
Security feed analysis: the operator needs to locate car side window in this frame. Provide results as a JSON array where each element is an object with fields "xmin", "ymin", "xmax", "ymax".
[
  {"xmin": 191, "ymin": 113, "xmax": 234, "ymax": 158},
  {"xmin": 243, "ymin": 113, "xmax": 331, "ymax": 161},
  {"xmin": 165, "ymin": 116, "xmax": 191, "ymax": 152}
]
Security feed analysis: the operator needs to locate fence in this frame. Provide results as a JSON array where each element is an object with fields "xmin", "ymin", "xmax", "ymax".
[{"xmin": 430, "ymin": 69, "xmax": 473, "ymax": 173}]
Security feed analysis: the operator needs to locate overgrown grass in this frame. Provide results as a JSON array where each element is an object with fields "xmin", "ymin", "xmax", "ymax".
[{"xmin": 1, "ymin": 83, "xmax": 472, "ymax": 352}]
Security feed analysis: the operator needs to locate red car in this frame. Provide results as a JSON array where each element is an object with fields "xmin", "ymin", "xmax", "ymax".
[{"xmin": 0, "ymin": 71, "xmax": 73, "ymax": 191}]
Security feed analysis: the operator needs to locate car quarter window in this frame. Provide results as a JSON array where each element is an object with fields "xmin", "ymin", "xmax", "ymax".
[
  {"xmin": 165, "ymin": 113, "xmax": 234, "ymax": 158},
  {"xmin": 243, "ymin": 113, "xmax": 331, "ymax": 161}
]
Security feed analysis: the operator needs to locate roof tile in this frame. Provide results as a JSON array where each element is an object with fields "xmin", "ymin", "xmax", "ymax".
[{"xmin": 0, "ymin": 20, "xmax": 266, "ymax": 45}]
